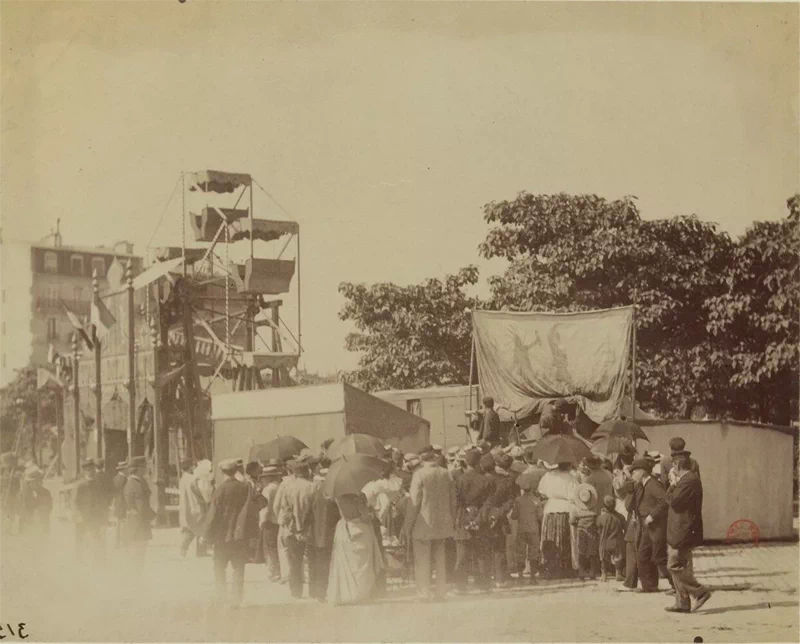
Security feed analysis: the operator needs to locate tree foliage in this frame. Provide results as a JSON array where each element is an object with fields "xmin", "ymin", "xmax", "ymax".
[
  {"xmin": 338, "ymin": 267, "xmax": 479, "ymax": 391},
  {"xmin": 339, "ymin": 191, "xmax": 798, "ymax": 425},
  {"xmin": 0, "ymin": 367, "xmax": 60, "ymax": 456}
]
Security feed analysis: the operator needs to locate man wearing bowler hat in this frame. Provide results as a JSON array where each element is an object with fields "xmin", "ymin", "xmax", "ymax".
[
  {"xmin": 665, "ymin": 450, "xmax": 711, "ymax": 613},
  {"xmin": 627, "ymin": 457, "xmax": 672, "ymax": 593}
]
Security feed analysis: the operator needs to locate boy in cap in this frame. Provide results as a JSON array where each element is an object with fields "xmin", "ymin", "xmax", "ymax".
[
  {"xmin": 597, "ymin": 495, "xmax": 626, "ymax": 582},
  {"xmin": 509, "ymin": 476, "xmax": 543, "ymax": 584}
]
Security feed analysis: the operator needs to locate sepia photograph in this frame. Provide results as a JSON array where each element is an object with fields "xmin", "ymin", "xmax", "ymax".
[{"xmin": 0, "ymin": 1, "xmax": 798, "ymax": 642}]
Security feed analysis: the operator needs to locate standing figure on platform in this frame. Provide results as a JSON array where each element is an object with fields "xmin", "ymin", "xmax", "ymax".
[
  {"xmin": 122, "ymin": 456, "xmax": 155, "ymax": 564},
  {"xmin": 74, "ymin": 458, "xmax": 105, "ymax": 562}
]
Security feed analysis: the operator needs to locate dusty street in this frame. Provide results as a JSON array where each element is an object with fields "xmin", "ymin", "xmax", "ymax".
[{"xmin": 1, "ymin": 522, "xmax": 797, "ymax": 643}]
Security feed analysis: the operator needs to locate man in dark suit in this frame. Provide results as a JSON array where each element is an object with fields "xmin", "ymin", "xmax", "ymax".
[
  {"xmin": 453, "ymin": 449, "xmax": 493, "ymax": 592},
  {"xmin": 482, "ymin": 453, "xmax": 518, "ymax": 587},
  {"xmin": 629, "ymin": 457, "xmax": 671, "ymax": 592},
  {"xmin": 74, "ymin": 458, "xmax": 105, "ymax": 563},
  {"xmin": 665, "ymin": 451, "xmax": 711, "ymax": 613},
  {"xmin": 200, "ymin": 458, "xmax": 253, "ymax": 608},
  {"xmin": 123, "ymin": 456, "xmax": 154, "ymax": 564}
]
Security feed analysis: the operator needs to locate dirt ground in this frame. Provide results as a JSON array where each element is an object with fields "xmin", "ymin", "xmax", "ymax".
[{"xmin": 1, "ymin": 523, "xmax": 797, "ymax": 643}]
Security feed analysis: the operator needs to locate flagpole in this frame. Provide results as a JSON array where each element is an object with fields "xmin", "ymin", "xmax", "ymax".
[
  {"xmin": 71, "ymin": 333, "xmax": 81, "ymax": 479},
  {"xmin": 127, "ymin": 261, "xmax": 136, "ymax": 460},
  {"xmin": 92, "ymin": 269, "xmax": 103, "ymax": 461},
  {"xmin": 631, "ymin": 297, "xmax": 637, "ymax": 422}
]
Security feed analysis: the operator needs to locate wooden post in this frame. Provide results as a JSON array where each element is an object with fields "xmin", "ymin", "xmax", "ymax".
[
  {"xmin": 150, "ymin": 315, "xmax": 166, "ymax": 521},
  {"xmin": 271, "ymin": 303, "xmax": 281, "ymax": 387},
  {"xmin": 92, "ymin": 269, "xmax": 103, "ymax": 460},
  {"xmin": 71, "ymin": 333, "xmax": 81, "ymax": 478},
  {"xmin": 631, "ymin": 299, "xmax": 637, "ymax": 422},
  {"xmin": 467, "ymin": 318, "xmax": 475, "ymax": 410},
  {"xmin": 297, "ymin": 231, "xmax": 301, "ymax": 357},
  {"xmin": 126, "ymin": 261, "xmax": 136, "ymax": 459},
  {"xmin": 180, "ymin": 280, "xmax": 199, "ymax": 461}
]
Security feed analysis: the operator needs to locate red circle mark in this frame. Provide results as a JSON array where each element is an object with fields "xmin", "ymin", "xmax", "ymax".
[{"xmin": 725, "ymin": 519, "xmax": 760, "ymax": 544}]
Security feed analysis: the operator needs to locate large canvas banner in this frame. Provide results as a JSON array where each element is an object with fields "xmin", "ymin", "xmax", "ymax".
[{"xmin": 473, "ymin": 307, "xmax": 633, "ymax": 424}]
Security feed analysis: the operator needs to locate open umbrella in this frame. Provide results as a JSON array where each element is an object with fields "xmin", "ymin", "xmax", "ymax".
[
  {"xmin": 249, "ymin": 436, "xmax": 308, "ymax": 463},
  {"xmin": 596, "ymin": 418, "xmax": 649, "ymax": 442},
  {"xmin": 524, "ymin": 433, "xmax": 593, "ymax": 466},
  {"xmin": 327, "ymin": 434, "xmax": 387, "ymax": 461},
  {"xmin": 322, "ymin": 453, "xmax": 386, "ymax": 498}
]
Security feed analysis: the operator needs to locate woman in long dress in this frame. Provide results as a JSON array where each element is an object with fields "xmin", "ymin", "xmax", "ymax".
[
  {"xmin": 537, "ymin": 462, "xmax": 578, "ymax": 578},
  {"xmin": 327, "ymin": 493, "xmax": 385, "ymax": 606}
]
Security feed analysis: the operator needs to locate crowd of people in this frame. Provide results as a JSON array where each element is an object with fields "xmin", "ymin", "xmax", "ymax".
[
  {"xmin": 169, "ymin": 417, "xmax": 710, "ymax": 615},
  {"xmin": 0, "ymin": 401, "xmax": 711, "ymax": 617}
]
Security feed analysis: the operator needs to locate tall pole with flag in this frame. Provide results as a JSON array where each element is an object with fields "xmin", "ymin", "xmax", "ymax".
[
  {"xmin": 92, "ymin": 269, "xmax": 103, "ymax": 460},
  {"xmin": 126, "ymin": 261, "xmax": 136, "ymax": 460},
  {"xmin": 71, "ymin": 332, "xmax": 81, "ymax": 479}
]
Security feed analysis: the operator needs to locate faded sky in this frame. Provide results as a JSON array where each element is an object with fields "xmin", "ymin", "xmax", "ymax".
[{"xmin": 2, "ymin": 1, "xmax": 798, "ymax": 375}]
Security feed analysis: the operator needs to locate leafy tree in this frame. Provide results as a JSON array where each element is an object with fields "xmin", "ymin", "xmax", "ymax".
[
  {"xmin": 479, "ymin": 193, "xmax": 736, "ymax": 419},
  {"xmin": 705, "ymin": 195, "xmax": 799, "ymax": 425},
  {"xmin": 339, "ymin": 267, "xmax": 480, "ymax": 391},
  {"xmin": 0, "ymin": 367, "xmax": 60, "ymax": 458}
]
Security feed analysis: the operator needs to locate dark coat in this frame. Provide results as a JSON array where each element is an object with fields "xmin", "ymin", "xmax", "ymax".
[
  {"xmin": 200, "ymin": 477, "xmax": 252, "ymax": 546},
  {"xmin": 631, "ymin": 477, "xmax": 668, "ymax": 524},
  {"xmin": 123, "ymin": 475, "xmax": 155, "ymax": 542},
  {"xmin": 454, "ymin": 469, "xmax": 493, "ymax": 540},
  {"xmin": 311, "ymin": 479, "xmax": 340, "ymax": 550},
  {"xmin": 596, "ymin": 508, "xmax": 625, "ymax": 559},
  {"xmin": 74, "ymin": 477, "xmax": 105, "ymax": 527},
  {"xmin": 666, "ymin": 471, "xmax": 704, "ymax": 549}
]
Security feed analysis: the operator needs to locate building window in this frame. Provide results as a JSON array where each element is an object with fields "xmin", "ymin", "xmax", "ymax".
[
  {"xmin": 71, "ymin": 254, "xmax": 84, "ymax": 275},
  {"xmin": 44, "ymin": 252, "xmax": 58, "ymax": 272},
  {"xmin": 73, "ymin": 287, "xmax": 83, "ymax": 305},
  {"xmin": 91, "ymin": 257, "xmax": 106, "ymax": 277},
  {"xmin": 46, "ymin": 318, "xmax": 57, "ymax": 340},
  {"xmin": 406, "ymin": 399, "xmax": 422, "ymax": 416},
  {"xmin": 48, "ymin": 286, "xmax": 59, "ymax": 307}
]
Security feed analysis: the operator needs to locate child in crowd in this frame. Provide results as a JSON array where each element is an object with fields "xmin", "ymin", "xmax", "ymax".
[
  {"xmin": 509, "ymin": 484, "xmax": 544, "ymax": 584},
  {"xmin": 596, "ymin": 494, "xmax": 626, "ymax": 581},
  {"xmin": 569, "ymin": 483, "xmax": 599, "ymax": 581}
]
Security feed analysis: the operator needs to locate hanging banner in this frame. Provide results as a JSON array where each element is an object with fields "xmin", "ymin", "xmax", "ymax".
[{"xmin": 473, "ymin": 307, "xmax": 633, "ymax": 424}]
